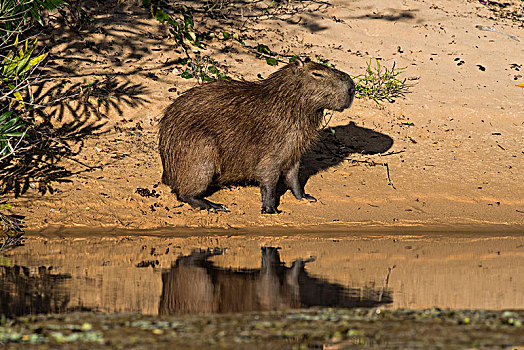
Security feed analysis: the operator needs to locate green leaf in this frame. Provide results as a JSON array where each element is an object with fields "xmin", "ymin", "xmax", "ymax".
[
  {"xmin": 257, "ymin": 44, "xmax": 271, "ymax": 55},
  {"xmin": 185, "ymin": 30, "xmax": 197, "ymax": 42},
  {"xmin": 0, "ymin": 203, "xmax": 12, "ymax": 210},
  {"xmin": 0, "ymin": 112, "xmax": 13, "ymax": 123},
  {"xmin": 181, "ymin": 71, "xmax": 193, "ymax": 79},
  {"xmin": 167, "ymin": 18, "xmax": 179, "ymax": 28},
  {"xmin": 2, "ymin": 132, "xmax": 25, "ymax": 137},
  {"xmin": 0, "ymin": 122, "xmax": 25, "ymax": 133},
  {"xmin": 184, "ymin": 13, "xmax": 194, "ymax": 29},
  {"xmin": 265, "ymin": 57, "xmax": 278, "ymax": 66},
  {"xmin": 29, "ymin": 7, "xmax": 43, "ymax": 25},
  {"xmin": 0, "ymin": 115, "xmax": 24, "ymax": 132},
  {"xmin": 29, "ymin": 52, "xmax": 48, "ymax": 68},
  {"xmin": 289, "ymin": 55, "xmax": 300, "ymax": 63},
  {"xmin": 12, "ymin": 91, "xmax": 25, "ymax": 110},
  {"xmin": 222, "ymin": 31, "xmax": 230, "ymax": 40},
  {"xmin": 154, "ymin": 9, "xmax": 170, "ymax": 23},
  {"xmin": 15, "ymin": 56, "xmax": 31, "ymax": 77}
]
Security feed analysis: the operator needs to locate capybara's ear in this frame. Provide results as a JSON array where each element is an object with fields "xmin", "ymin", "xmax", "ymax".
[{"xmin": 291, "ymin": 58, "xmax": 304, "ymax": 74}]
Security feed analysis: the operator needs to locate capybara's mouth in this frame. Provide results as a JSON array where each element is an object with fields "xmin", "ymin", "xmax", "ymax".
[{"xmin": 337, "ymin": 94, "xmax": 354, "ymax": 111}]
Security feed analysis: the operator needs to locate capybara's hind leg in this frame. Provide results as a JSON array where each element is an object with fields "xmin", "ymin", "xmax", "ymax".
[
  {"xmin": 174, "ymin": 141, "xmax": 228, "ymax": 212},
  {"xmin": 178, "ymin": 195, "xmax": 229, "ymax": 212},
  {"xmin": 284, "ymin": 161, "xmax": 317, "ymax": 202}
]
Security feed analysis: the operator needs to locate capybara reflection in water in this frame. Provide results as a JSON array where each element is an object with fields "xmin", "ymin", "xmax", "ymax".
[
  {"xmin": 158, "ymin": 58, "xmax": 355, "ymax": 213},
  {"xmin": 158, "ymin": 247, "xmax": 393, "ymax": 314}
]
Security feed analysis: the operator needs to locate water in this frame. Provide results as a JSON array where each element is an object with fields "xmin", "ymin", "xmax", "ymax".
[{"xmin": 1, "ymin": 231, "xmax": 523, "ymax": 317}]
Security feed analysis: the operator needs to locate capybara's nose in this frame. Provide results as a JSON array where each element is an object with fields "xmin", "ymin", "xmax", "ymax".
[{"xmin": 348, "ymin": 79, "xmax": 356, "ymax": 95}]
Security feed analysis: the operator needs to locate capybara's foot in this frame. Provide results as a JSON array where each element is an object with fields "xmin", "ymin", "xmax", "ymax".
[
  {"xmin": 293, "ymin": 192, "xmax": 317, "ymax": 202},
  {"xmin": 205, "ymin": 200, "xmax": 230, "ymax": 213},
  {"xmin": 302, "ymin": 194, "xmax": 317, "ymax": 202},
  {"xmin": 180, "ymin": 196, "xmax": 230, "ymax": 212},
  {"xmin": 261, "ymin": 205, "xmax": 281, "ymax": 214}
]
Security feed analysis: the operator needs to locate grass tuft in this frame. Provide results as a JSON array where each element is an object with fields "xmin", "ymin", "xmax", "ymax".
[{"xmin": 353, "ymin": 58, "xmax": 410, "ymax": 103}]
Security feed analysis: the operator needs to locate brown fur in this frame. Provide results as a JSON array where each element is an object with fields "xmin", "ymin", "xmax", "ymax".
[{"xmin": 158, "ymin": 59, "xmax": 355, "ymax": 213}]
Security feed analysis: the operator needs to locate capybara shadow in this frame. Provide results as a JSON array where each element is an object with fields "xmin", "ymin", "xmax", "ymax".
[
  {"xmin": 296, "ymin": 121, "xmax": 394, "ymax": 189},
  {"xmin": 208, "ymin": 121, "xmax": 394, "ymax": 204},
  {"xmin": 158, "ymin": 247, "xmax": 392, "ymax": 315},
  {"xmin": 159, "ymin": 58, "xmax": 356, "ymax": 214}
]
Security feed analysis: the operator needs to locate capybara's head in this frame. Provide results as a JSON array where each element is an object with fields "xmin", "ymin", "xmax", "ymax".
[{"xmin": 287, "ymin": 58, "xmax": 355, "ymax": 112}]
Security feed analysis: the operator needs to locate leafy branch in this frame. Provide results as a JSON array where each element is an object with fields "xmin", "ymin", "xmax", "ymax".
[{"xmin": 0, "ymin": 0, "xmax": 64, "ymax": 161}]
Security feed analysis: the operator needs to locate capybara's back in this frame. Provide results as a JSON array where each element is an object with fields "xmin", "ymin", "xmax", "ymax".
[{"xmin": 158, "ymin": 58, "xmax": 355, "ymax": 213}]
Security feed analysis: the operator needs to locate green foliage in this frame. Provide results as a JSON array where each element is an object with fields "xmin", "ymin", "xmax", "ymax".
[
  {"xmin": 0, "ymin": 0, "xmax": 65, "ymax": 38},
  {"xmin": 256, "ymin": 44, "xmax": 271, "ymax": 55},
  {"xmin": 180, "ymin": 55, "xmax": 228, "ymax": 83},
  {"xmin": 0, "ymin": 111, "xmax": 26, "ymax": 158},
  {"xmin": 0, "ymin": 203, "xmax": 12, "ymax": 210},
  {"xmin": 1, "ymin": 38, "xmax": 47, "ymax": 79},
  {"xmin": 353, "ymin": 58, "xmax": 409, "ymax": 103},
  {"xmin": 1, "ymin": 37, "xmax": 48, "ymax": 110},
  {"xmin": 255, "ymin": 43, "xmax": 280, "ymax": 66},
  {"xmin": 265, "ymin": 57, "xmax": 277, "ymax": 66},
  {"xmin": 0, "ymin": 37, "xmax": 47, "ymax": 160},
  {"xmin": 149, "ymin": 5, "xmax": 202, "ymax": 51},
  {"xmin": 154, "ymin": 8, "xmax": 169, "ymax": 22},
  {"xmin": 146, "ymin": 2, "xmax": 292, "ymax": 72},
  {"xmin": 0, "ymin": 0, "xmax": 64, "ymax": 162}
]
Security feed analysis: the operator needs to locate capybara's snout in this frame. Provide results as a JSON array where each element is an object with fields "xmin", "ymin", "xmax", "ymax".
[
  {"xmin": 344, "ymin": 77, "xmax": 356, "ymax": 109},
  {"xmin": 335, "ymin": 74, "xmax": 356, "ymax": 111}
]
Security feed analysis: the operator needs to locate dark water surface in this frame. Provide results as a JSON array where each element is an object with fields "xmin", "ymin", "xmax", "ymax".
[{"xmin": 1, "ymin": 231, "xmax": 523, "ymax": 318}]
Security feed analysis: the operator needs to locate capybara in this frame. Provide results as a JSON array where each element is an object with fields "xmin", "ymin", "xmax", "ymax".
[{"xmin": 158, "ymin": 58, "xmax": 355, "ymax": 213}]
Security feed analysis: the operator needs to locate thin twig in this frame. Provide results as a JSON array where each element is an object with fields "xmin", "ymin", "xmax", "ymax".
[
  {"xmin": 377, "ymin": 150, "xmax": 405, "ymax": 157},
  {"xmin": 348, "ymin": 153, "xmax": 398, "ymax": 189},
  {"xmin": 378, "ymin": 153, "xmax": 396, "ymax": 190}
]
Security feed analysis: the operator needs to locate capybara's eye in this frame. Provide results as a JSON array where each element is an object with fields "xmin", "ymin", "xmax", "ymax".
[{"xmin": 311, "ymin": 72, "xmax": 327, "ymax": 78}]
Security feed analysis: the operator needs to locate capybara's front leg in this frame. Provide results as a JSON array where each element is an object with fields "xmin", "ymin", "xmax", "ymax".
[{"xmin": 260, "ymin": 175, "xmax": 281, "ymax": 214}]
